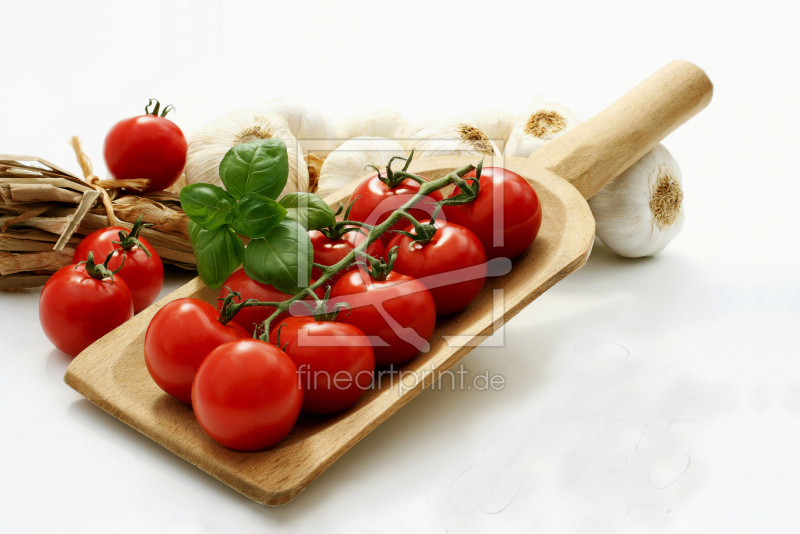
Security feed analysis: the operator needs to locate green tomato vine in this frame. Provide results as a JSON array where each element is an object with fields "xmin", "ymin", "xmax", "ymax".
[{"xmin": 181, "ymin": 139, "xmax": 482, "ymax": 341}]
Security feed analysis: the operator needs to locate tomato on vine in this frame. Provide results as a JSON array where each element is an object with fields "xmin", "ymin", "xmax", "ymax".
[
  {"xmin": 144, "ymin": 298, "xmax": 249, "ymax": 404},
  {"xmin": 216, "ymin": 269, "xmax": 324, "ymax": 336},
  {"xmin": 388, "ymin": 219, "xmax": 487, "ymax": 315},
  {"xmin": 104, "ymin": 99, "xmax": 187, "ymax": 193},
  {"xmin": 442, "ymin": 166, "xmax": 542, "ymax": 260},
  {"xmin": 39, "ymin": 252, "xmax": 134, "ymax": 357},
  {"xmin": 191, "ymin": 338, "xmax": 303, "ymax": 451},
  {"xmin": 73, "ymin": 216, "xmax": 163, "ymax": 314},
  {"xmin": 330, "ymin": 252, "xmax": 436, "ymax": 366},
  {"xmin": 310, "ymin": 201, "xmax": 385, "ymax": 289},
  {"xmin": 269, "ymin": 310, "xmax": 374, "ymax": 415},
  {"xmin": 348, "ymin": 156, "xmax": 443, "ymax": 245},
  {"xmin": 310, "ymin": 228, "xmax": 384, "ymax": 287}
]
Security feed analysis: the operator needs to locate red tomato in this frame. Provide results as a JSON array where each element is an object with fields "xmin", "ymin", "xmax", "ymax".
[
  {"xmin": 348, "ymin": 174, "xmax": 443, "ymax": 245},
  {"xmin": 103, "ymin": 101, "xmax": 187, "ymax": 193},
  {"xmin": 309, "ymin": 227, "xmax": 385, "ymax": 289},
  {"xmin": 217, "ymin": 269, "xmax": 323, "ymax": 336},
  {"xmin": 39, "ymin": 263, "xmax": 134, "ymax": 357},
  {"xmin": 73, "ymin": 226, "xmax": 163, "ymax": 314},
  {"xmin": 443, "ymin": 167, "xmax": 542, "ymax": 260},
  {"xmin": 144, "ymin": 298, "xmax": 249, "ymax": 404},
  {"xmin": 191, "ymin": 338, "xmax": 303, "ymax": 451},
  {"xmin": 388, "ymin": 220, "xmax": 487, "ymax": 315},
  {"xmin": 330, "ymin": 270, "xmax": 436, "ymax": 366},
  {"xmin": 268, "ymin": 317, "xmax": 374, "ymax": 415}
]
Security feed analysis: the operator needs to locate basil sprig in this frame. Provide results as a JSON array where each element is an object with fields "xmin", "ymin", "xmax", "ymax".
[
  {"xmin": 244, "ymin": 219, "xmax": 314, "ymax": 295},
  {"xmin": 279, "ymin": 192, "xmax": 337, "ymax": 231},
  {"xmin": 180, "ymin": 139, "xmax": 334, "ymax": 291}
]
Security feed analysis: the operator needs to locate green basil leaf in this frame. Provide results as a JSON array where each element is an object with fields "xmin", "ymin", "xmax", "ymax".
[
  {"xmin": 188, "ymin": 221, "xmax": 244, "ymax": 289},
  {"xmin": 279, "ymin": 192, "xmax": 336, "ymax": 231},
  {"xmin": 243, "ymin": 219, "xmax": 313, "ymax": 294},
  {"xmin": 188, "ymin": 219, "xmax": 203, "ymax": 245},
  {"xmin": 179, "ymin": 183, "xmax": 236, "ymax": 231},
  {"xmin": 219, "ymin": 139, "xmax": 289, "ymax": 200},
  {"xmin": 231, "ymin": 193, "xmax": 287, "ymax": 238}
]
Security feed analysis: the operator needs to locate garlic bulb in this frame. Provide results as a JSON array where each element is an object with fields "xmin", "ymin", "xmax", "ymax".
[
  {"xmin": 317, "ymin": 137, "xmax": 407, "ymax": 199},
  {"xmin": 588, "ymin": 144, "xmax": 684, "ymax": 258},
  {"xmin": 504, "ymin": 98, "xmax": 582, "ymax": 157},
  {"xmin": 460, "ymin": 109, "xmax": 514, "ymax": 151},
  {"xmin": 259, "ymin": 98, "xmax": 338, "ymax": 156},
  {"xmin": 402, "ymin": 117, "xmax": 501, "ymax": 159},
  {"xmin": 336, "ymin": 108, "xmax": 408, "ymax": 142},
  {"xmin": 185, "ymin": 108, "xmax": 310, "ymax": 195}
]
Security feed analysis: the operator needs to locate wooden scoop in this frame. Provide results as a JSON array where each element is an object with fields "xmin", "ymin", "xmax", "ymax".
[{"xmin": 64, "ymin": 60, "xmax": 712, "ymax": 506}]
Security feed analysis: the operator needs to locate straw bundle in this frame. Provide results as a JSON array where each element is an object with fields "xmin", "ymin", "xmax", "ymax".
[{"xmin": 0, "ymin": 155, "xmax": 194, "ymax": 290}]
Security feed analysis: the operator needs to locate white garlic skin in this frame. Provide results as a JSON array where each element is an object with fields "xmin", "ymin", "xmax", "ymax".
[
  {"xmin": 185, "ymin": 108, "xmax": 310, "ymax": 196},
  {"xmin": 317, "ymin": 137, "xmax": 407, "ymax": 199},
  {"xmin": 504, "ymin": 98, "xmax": 582, "ymax": 157},
  {"xmin": 336, "ymin": 108, "xmax": 408, "ymax": 142},
  {"xmin": 460, "ymin": 109, "xmax": 514, "ymax": 151},
  {"xmin": 402, "ymin": 117, "xmax": 501, "ymax": 159},
  {"xmin": 259, "ymin": 98, "xmax": 338, "ymax": 156},
  {"xmin": 589, "ymin": 144, "xmax": 685, "ymax": 258}
]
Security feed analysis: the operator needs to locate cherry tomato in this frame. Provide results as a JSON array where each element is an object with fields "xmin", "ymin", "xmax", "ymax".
[
  {"xmin": 268, "ymin": 317, "xmax": 374, "ymax": 415},
  {"xmin": 330, "ymin": 270, "xmax": 436, "ymax": 366},
  {"xmin": 217, "ymin": 269, "xmax": 323, "ymax": 336},
  {"xmin": 144, "ymin": 298, "xmax": 249, "ymax": 404},
  {"xmin": 349, "ymin": 174, "xmax": 443, "ymax": 245},
  {"xmin": 443, "ymin": 167, "xmax": 542, "ymax": 260},
  {"xmin": 73, "ymin": 224, "xmax": 163, "ymax": 314},
  {"xmin": 39, "ymin": 263, "xmax": 134, "ymax": 357},
  {"xmin": 309, "ymin": 227, "xmax": 385, "ymax": 289},
  {"xmin": 191, "ymin": 338, "xmax": 303, "ymax": 451},
  {"xmin": 388, "ymin": 220, "xmax": 487, "ymax": 315},
  {"xmin": 103, "ymin": 100, "xmax": 187, "ymax": 193}
]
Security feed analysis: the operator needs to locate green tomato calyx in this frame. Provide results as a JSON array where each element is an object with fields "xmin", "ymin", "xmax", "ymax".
[
  {"xmin": 145, "ymin": 99, "xmax": 175, "ymax": 118},
  {"xmin": 367, "ymin": 150, "xmax": 417, "ymax": 190},
  {"xmin": 112, "ymin": 215, "xmax": 153, "ymax": 256},
  {"xmin": 76, "ymin": 250, "xmax": 125, "ymax": 282}
]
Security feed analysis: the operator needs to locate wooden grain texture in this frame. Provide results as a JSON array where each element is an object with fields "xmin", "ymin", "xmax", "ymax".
[
  {"xmin": 64, "ymin": 164, "xmax": 594, "ymax": 506},
  {"xmin": 64, "ymin": 61, "xmax": 712, "ymax": 506}
]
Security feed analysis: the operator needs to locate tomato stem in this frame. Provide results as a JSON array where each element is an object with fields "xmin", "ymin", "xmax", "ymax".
[
  {"xmin": 367, "ymin": 149, "xmax": 417, "ymax": 189},
  {"xmin": 272, "ymin": 323, "xmax": 289, "ymax": 351},
  {"xmin": 297, "ymin": 286, "xmax": 351, "ymax": 322},
  {"xmin": 145, "ymin": 99, "xmax": 176, "ymax": 118},
  {"xmin": 253, "ymin": 160, "xmax": 479, "ymax": 340},
  {"xmin": 216, "ymin": 286, "xmax": 242, "ymax": 324},
  {"xmin": 319, "ymin": 199, "xmax": 373, "ymax": 241},
  {"xmin": 392, "ymin": 210, "xmax": 438, "ymax": 245},
  {"xmin": 360, "ymin": 246, "xmax": 399, "ymax": 281},
  {"xmin": 217, "ymin": 286, "xmax": 285, "ymax": 327},
  {"xmin": 76, "ymin": 250, "xmax": 124, "ymax": 281},
  {"xmin": 112, "ymin": 215, "xmax": 153, "ymax": 256}
]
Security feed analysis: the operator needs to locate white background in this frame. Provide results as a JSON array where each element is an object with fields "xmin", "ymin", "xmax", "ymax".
[{"xmin": 2, "ymin": 1, "xmax": 800, "ymax": 532}]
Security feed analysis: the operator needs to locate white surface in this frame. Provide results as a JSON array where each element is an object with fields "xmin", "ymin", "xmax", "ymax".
[{"xmin": 2, "ymin": 1, "xmax": 799, "ymax": 532}]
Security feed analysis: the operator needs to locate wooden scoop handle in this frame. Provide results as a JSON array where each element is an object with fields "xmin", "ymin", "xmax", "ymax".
[{"xmin": 529, "ymin": 60, "xmax": 713, "ymax": 200}]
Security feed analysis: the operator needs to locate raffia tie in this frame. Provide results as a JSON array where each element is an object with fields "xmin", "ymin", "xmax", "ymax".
[{"xmin": 69, "ymin": 136, "xmax": 150, "ymax": 226}]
